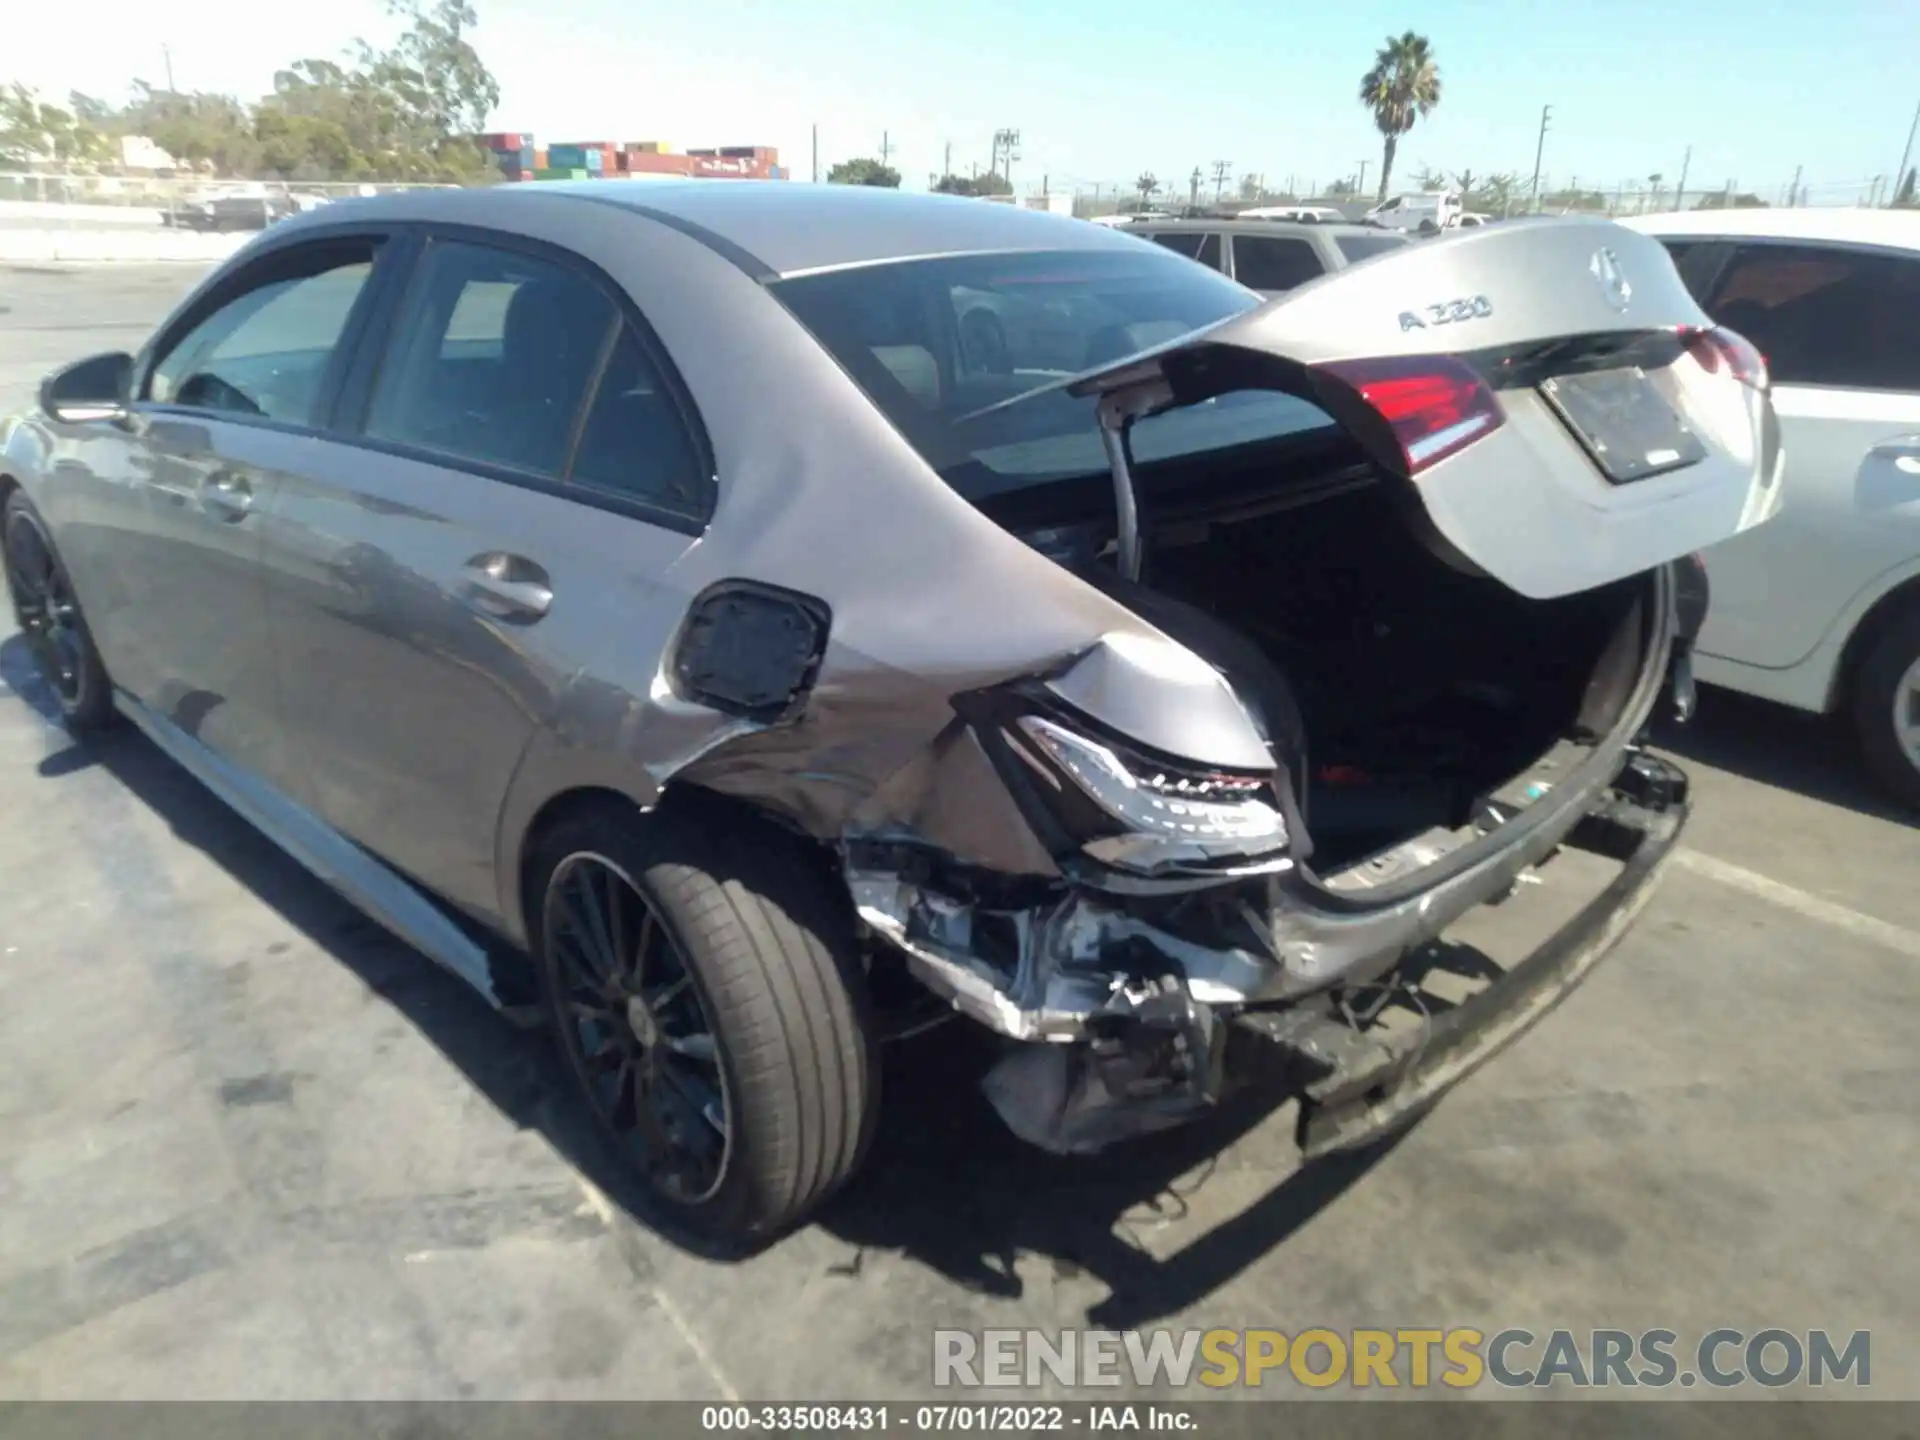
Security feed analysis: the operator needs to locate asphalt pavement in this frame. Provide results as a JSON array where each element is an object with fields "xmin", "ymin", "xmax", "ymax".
[{"xmin": 0, "ymin": 264, "xmax": 1916, "ymax": 1406}]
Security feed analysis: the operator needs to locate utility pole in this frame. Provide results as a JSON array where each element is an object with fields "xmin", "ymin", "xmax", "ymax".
[
  {"xmin": 1895, "ymin": 96, "xmax": 1920, "ymax": 207},
  {"xmin": 943, "ymin": 141, "xmax": 951, "ymax": 182},
  {"xmin": 162, "ymin": 44, "xmax": 177, "ymax": 93},
  {"xmin": 1674, "ymin": 145, "xmax": 1691, "ymax": 211},
  {"xmin": 992, "ymin": 128, "xmax": 1021, "ymax": 189},
  {"xmin": 1789, "ymin": 163, "xmax": 1802, "ymax": 207},
  {"xmin": 811, "ymin": 124, "xmax": 818, "ymax": 184},
  {"xmin": 1210, "ymin": 159, "xmax": 1230, "ymax": 202},
  {"xmin": 1529, "ymin": 104, "xmax": 1553, "ymax": 213},
  {"xmin": 880, "ymin": 131, "xmax": 893, "ymax": 167},
  {"xmin": 1356, "ymin": 159, "xmax": 1369, "ymax": 197},
  {"xmin": 1188, "ymin": 166, "xmax": 1202, "ymax": 208}
]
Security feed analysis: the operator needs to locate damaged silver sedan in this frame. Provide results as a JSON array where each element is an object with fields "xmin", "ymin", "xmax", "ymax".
[{"xmin": 2, "ymin": 184, "xmax": 1780, "ymax": 1243}]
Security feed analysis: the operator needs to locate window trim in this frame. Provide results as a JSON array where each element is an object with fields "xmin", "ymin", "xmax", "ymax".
[
  {"xmin": 333, "ymin": 221, "xmax": 719, "ymax": 535},
  {"xmin": 1700, "ymin": 235, "xmax": 1920, "ymax": 395},
  {"xmin": 132, "ymin": 226, "xmax": 403, "ymax": 437}
]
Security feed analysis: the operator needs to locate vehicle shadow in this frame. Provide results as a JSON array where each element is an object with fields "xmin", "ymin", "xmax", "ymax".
[
  {"xmin": 1652, "ymin": 682, "xmax": 1913, "ymax": 824},
  {"xmin": 1, "ymin": 633, "xmax": 1410, "ymax": 1329}
]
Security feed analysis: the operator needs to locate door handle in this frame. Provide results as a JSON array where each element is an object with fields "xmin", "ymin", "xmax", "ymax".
[
  {"xmin": 199, "ymin": 469, "xmax": 252, "ymax": 521},
  {"xmin": 461, "ymin": 552, "xmax": 553, "ymax": 621}
]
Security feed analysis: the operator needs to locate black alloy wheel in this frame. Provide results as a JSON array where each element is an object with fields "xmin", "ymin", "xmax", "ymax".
[{"xmin": 542, "ymin": 851, "xmax": 734, "ymax": 1206}]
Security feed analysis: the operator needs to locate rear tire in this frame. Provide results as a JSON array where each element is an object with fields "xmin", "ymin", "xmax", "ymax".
[
  {"xmin": 528, "ymin": 799, "xmax": 879, "ymax": 1247},
  {"xmin": 2, "ymin": 489, "xmax": 116, "ymax": 734},
  {"xmin": 1851, "ymin": 604, "xmax": 1920, "ymax": 811}
]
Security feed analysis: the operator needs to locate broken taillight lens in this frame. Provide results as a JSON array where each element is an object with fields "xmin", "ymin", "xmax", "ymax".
[
  {"xmin": 1317, "ymin": 354, "xmax": 1506, "ymax": 476},
  {"xmin": 1680, "ymin": 326, "xmax": 1769, "ymax": 392}
]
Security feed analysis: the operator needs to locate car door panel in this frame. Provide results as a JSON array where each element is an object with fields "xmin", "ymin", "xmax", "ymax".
[
  {"xmin": 47, "ymin": 237, "xmax": 389, "ymax": 778},
  {"xmin": 1685, "ymin": 240, "xmax": 1920, "ymax": 671},
  {"xmin": 258, "ymin": 232, "xmax": 714, "ymax": 925},
  {"xmin": 259, "ymin": 448, "xmax": 698, "ymax": 921},
  {"xmin": 1698, "ymin": 387, "xmax": 1920, "ymax": 669}
]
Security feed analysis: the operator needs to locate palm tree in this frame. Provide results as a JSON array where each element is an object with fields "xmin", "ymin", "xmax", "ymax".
[
  {"xmin": 1136, "ymin": 171, "xmax": 1159, "ymax": 206},
  {"xmin": 1357, "ymin": 31, "xmax": 1442, "ymax": 203}
]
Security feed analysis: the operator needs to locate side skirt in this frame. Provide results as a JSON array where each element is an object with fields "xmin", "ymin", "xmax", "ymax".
[{"xmin": 114, "ymin": 689, "xmax": 515, "ymax": 1013}]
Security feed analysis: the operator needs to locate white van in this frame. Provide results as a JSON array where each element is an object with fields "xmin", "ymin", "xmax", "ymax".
[{"xmin": 1365, "ymin": 190, "xmax": 1462, "ymax": 234}]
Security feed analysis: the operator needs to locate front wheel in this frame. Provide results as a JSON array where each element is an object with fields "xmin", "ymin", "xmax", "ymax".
[
  {"xmin": 3, "ymin": 490, "xmax": 116, "ymax": 733},
  {"xmin": 1851, "ymin": 603, "xmax": 1920, "ymax": 811},
  {"xmin": 528, "ymin": 799, "xmax": 879, "ymax": 1246}
]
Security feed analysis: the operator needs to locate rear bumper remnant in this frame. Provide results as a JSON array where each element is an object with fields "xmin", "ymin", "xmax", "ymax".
[{"xmin": 954, "ymin": 758, "xmax": 1688, "ymax": 1156}]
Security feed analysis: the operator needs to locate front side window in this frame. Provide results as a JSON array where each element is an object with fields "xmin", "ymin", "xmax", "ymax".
[
  {"xmin": 147, "ymin": 241, "xmax": 378, "ymax": 424},
  {"xmin": 1706, "ymin": 243, "xmax": 1920, "ymax": 391},
  {"xmin": 365, "ymin": 239, "xmax": 617, "ymax": 477},
  {"xmin": 773, "ymin": 248, "xmax": 1333, "ymax": 502},
  {"xmin": 1231, "ymin": 236, "xmax": 1325, "ymax": 292}
]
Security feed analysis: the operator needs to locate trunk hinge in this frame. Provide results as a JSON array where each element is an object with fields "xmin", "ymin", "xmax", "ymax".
[{"xmin": 1095, "ymin": 379, "xmax": 1174, "ymax": 583}]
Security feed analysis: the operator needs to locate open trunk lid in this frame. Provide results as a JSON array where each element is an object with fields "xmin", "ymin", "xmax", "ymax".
[{"xmin": 1017, "ymin": 216, "xmax": 1783, "ymax": 599}]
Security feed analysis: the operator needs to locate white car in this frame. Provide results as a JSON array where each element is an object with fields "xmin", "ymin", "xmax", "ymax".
[
  {"xmin": 1364, "ymin": 190, "xmax": 1462, "ymax": 234},
  {"xmin": 1625, "ymin": 207, "xmax": 1920, "ymax": 806}
]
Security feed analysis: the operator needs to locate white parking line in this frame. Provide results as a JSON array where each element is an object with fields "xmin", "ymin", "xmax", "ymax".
[
  {"xmin": 1674, "ymin": 847, "xmax": 1920, "ymax": 961},
  {"xmin": 574, "ymin": 1176, "xmax": 744, "ymax": 1402}
]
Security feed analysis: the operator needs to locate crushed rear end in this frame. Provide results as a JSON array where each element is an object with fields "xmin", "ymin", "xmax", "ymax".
[{"xmin": 827, "ymin": 218, "xmax": 1781, "ymax": 1154}]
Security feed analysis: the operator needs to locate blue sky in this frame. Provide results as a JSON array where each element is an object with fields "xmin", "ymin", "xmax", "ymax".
[{"xmin": 14, "ymin": 0, "xmax": 1919, "ymax": 204}]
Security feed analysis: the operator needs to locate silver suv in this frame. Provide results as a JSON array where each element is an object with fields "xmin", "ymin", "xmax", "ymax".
[{"xmin": 1119, "ymin": 218, "xmax": 1412, "ymax": 295}]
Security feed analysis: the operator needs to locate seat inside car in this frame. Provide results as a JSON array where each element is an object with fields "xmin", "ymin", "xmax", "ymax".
[{"xmin": 487, "ymin": 274, "xmax": 616, "ymax": 471}]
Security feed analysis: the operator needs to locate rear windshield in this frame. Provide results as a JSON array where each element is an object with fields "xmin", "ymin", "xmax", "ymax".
[
  {"xmin": 771, "ymin": 248, "xmax": 1336, "ymax": 501},
  {"xmin": 1336, "ymin": 233, "xmax": 1410, "ymax": 263}
]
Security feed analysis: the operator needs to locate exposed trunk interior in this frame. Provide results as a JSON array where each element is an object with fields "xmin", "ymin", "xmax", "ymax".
[{"xmin": 987, "ymin": 430, "xmax": 1649, "ymax": 873}]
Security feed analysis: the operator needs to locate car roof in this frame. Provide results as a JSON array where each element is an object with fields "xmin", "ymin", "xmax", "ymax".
[
  {"xmin": 1122, "ymin": 218, "xmax": 1391, "ymax": 238},
  {"xmin": 279, "ymin": 180, "xmax": 1150, "ymax": 278},
  {"xmin": 1621, "ymin": 206, "xmax": 1920, "ymax": 253}
]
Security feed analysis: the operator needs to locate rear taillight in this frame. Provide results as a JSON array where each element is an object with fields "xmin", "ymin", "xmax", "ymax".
[
  {"xmin": 1318, "ymin": 355, "xmax": 1506, "ymax": 475},
  {"xmin": 1681, "ymin": 326, "xmax": 1769, "ymax": 392}
]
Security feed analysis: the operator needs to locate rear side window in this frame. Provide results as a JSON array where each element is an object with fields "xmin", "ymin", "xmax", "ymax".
[
  {"xmin": 1335, "ymin": 233, "xmax": 1408, "ymax": 264},
  {"xmin": 1151, "ymin": 232, "xmax": 1206, "ymax": 260},
  {"xmin": 570, "ymin": 327, "xmax": 714, "ymax": 523},
  {"xmin": 1705, "ymin": 243, "xmax": 1920, "ymax": 391},
  {"xmin": 147, "ymin": 241, "xmax": 378, "ymax": 424},
  {"xmin": 366, "ymin": 240, "xmax": 617, "ymax": 478},
  {"xmin": 1231, "ymin": 236, "xmax": 1324, "ymax": 292}
]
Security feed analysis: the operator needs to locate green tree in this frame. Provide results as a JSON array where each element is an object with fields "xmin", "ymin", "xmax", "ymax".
[
  {"xmin": 827, "ymin": 156, "xmax": 901, "ymax": 186},
  {"xmin": 1480, "ymin": 172, "xmax": 1518, "ymax": 215},
  {"xmin": 932, "ymin": 171, "xmax": 1009, "ymax": 197},
  {"xmin": 1409, "ymin": 161, "xmax": 1446, "ymax": 191},
  {"xmin": 1693, "ymin": 190, "xmax": 1769, "ymax": 210},
  {"xmin": 1357, "ymin": 30, "xmax": 1442, "ymax": 203},
  {"xmin": 0, "ymin": 84, "xmax": 112, "ymax": 167},
  {"xmin": 1135, "ymin": 171, "xmax": 1159, "ymax": 205}
]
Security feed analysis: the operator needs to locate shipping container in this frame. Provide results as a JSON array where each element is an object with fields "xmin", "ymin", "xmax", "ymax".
[
  {"xmin": 533, "ymin": 167, "xmax": 591, "ymax": 181},
  {"xmin": 479, "ymin": 132, "xmax": 526, "ymax": 152},
  {"xmin": 532, "ymin": 148, "xmax": 548, "ymax": 169}
]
